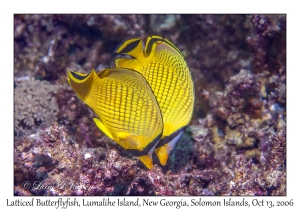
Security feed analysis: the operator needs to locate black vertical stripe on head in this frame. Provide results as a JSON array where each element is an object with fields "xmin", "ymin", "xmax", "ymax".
[
  {"xmin": 127, "ymin": 134, "xmax": 162, "ymax": 156},
  {"xmin": 118, "ymin": 39, "xmax": 141, "ymax": 54},
  {"xmin": 155, "ymin": 126, "xmax": 187, "ymax": 148},
  {"xmin": 70, "ymin": 71, "xmax": 91, "ymax": 80},
  {"xmin": 145, "ymin": 37, "xmax": 156, "ymax": 56}
]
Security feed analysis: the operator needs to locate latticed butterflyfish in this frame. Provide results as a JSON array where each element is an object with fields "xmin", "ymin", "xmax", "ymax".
[
  {"xmin": 67, "ymin": 68, "xmax": 163, "ymax": 169},
  {"xmin": 115, "ymin": 36, "xmax": 194, "ymax": 166}
]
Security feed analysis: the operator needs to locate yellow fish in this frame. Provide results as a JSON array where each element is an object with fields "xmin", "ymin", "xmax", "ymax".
[
  {"xmin": 115, "ymin": 35, "xmax": 194, "ymax": 166},
  {"xmin": 67, "ymin": 68, "xmax": 163, "ymax": 169}
]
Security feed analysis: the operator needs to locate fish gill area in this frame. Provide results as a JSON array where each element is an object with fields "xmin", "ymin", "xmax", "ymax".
[{"xmin": 14, "ymin": 14, "xmax": 286, "ymax": 195}]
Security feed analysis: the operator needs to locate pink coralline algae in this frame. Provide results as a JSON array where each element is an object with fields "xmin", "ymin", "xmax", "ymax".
[{"xmin": 14, "ymin": 14, "xmax": 286, "ymax": 196}]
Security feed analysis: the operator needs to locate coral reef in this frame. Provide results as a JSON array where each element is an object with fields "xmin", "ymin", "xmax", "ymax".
[
  {"xmin": 14, "ymin": 14, "xmax": 286, "ymax": 196},
  {"xmin": 14, "ymin": 79, "xmax": 59, "ymax": 135},
  {"xmin": 14, "ymin": 121, "xmax": 285, "ymax": 196}
]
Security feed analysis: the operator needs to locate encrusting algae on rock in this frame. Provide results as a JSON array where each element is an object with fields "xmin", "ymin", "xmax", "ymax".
[{"xmin": 68, "ymin": 36, "xmax": 194, "ymax": 169}]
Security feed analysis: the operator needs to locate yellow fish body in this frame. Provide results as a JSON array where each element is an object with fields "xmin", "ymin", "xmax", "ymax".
[
  {"xmin": 115, "ymin": 36, "xmax": 194, "ymax": 165},
  {"xmin": 67, "ymin": 68, "xmax": 163, "ymax": 169}
]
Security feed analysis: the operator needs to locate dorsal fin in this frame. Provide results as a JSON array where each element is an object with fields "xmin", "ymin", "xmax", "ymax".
[
  {"xmin": 145, "ymin": 35, "xmax": 182, "ymax": 57},
  {"xmin": 115, "ymin": 38, "xmax": 145, "ymax": 61},
  {"xmin": 67, "ymin": 69, "xmax": 96, "ymax": 103}
]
